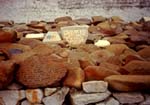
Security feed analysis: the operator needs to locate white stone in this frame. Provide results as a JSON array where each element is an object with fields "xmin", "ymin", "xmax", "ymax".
[
  {"xmin": 25, "ymin": 33, "xmax": 45, "ymax": 39},
  {"xmin": 21, "ymin": 100, "xmax": 43, "ymax": 105},
  {"xmin": 139, "ymin": 94, "xmax": 150, "ymax": 105},
  {"xmin": 113, "ymin": 92, "xmax": 144, "ymax": 104},
  {"xmin": 94, "ymin": 40, "xmax": 110, "ymax": 47},
  {"xmin": 142, "ymin": 17, "xmax": 150, "ymax": 22},
  {"xmin": 42, "ymin": 87, "xmax": 69, "ymax": 105},
  {"xmin": 96, "ymin": 102, "xmax": 105, "ymax": 105},
  {"xmin": 26, "ymin": 89, "xmax": 43, "ymax": 104},
  {"xmin": 0, "ymin": 90, "xmax": 25, "ymax": 105},
  {"xmin": 44, "ymin": 88, "xmax": 57, "ymax": 96},
  {"xmin": 96, "ymin": 97, "xmax": 119, "ymax": 105},
  {"xmin": 82, "ymin": 81, "xmax": 108, "ymax": 93},
  {"xmin": 7, "ymin": 82, "xmax": 23, "ymax": 90},
  {"xmin": 70, "ymin": 90, "xmax": 111, "ymax": 105},
  {"xmin": 43, "ymin": 31, "xmax": 61, "ymax": 43},
  {"xmin": 105, "ymin": 97, "xmax": 119, "ymax": 105},
  {"xmin": 61, "ymin": 25, "xmax": 89, "ymax": 46}
]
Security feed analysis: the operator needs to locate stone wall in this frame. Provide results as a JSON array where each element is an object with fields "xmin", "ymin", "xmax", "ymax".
[{"xmin": 0, "ymin": 0, "xmax": 150, "ymax": 23}]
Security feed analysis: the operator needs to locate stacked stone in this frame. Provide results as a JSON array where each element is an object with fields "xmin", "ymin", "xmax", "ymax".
[
  {"xmin": 0, "ymin": 81, "xmax": 150, "ymax": 105},
  {"xmin": 0, "ymin": 16, "xmax": 150, "ymax": 105}
]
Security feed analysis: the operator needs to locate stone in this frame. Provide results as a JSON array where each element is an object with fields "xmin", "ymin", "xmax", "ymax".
[
  {"xmin": 21, "ymin": 100, "xmax": 44, "ymax": 105},
  {"xmin": 105, "ymin": 97, "xmax": 120, "ymax": 105},
  {"xmin": 113, "ymin": 92, "xmax": 144, "ymax": 104},
  {"xmin": 42, "ymin": 87, "xmax": 69, "ymax": 105},
  {"xmin": 0, "ymin": 90, "xmax": 25, "ymax": 105},
  {"xmin": 26, "ymin": 89, "xmax": 43, "ymax": 104},
  {"xmin": 94, "ymin": 40, "xmax": 111, "ymax": 47},
  {"xmin": 55, "ymin": 16, "xmax": 72, "ymax": 23},
  {"xmin": 140, "ymin": 17, "xmax": 150, "ymax": 22},
  {"xmin": 82, "ymin": 81, "xmax": 108, "ymax": 93},
  {"xmin": 44, "ymin": 88, "xmax": 57, "ymax": 96},
  {"xmin": 61, "ymin": 25, "xmax": 89, "ymax": 46},
  {"xmin": 105, "ymin": 75, "xmax": 150, "ymax": 91},
  {"xmin": 0, "ymin": 29, "xmax": 17, "ymax": 43},
  {"xmin": 25, "ymin": 33, "xmax": 45, "ymax": 39},
  {"xmin": 70, "ymin": 90, "xmax": 111, "ymax": 105},
  {"xmin": 97, "ymin": 21, "xmax": 115, "ymax": 36},
  {"xmin": 0, "ymin": 97, "xmax": 5, "ymax": 105},
  {"xmin": 139, "ymin": 94, "xmax": 150, "ymax": 105},
  {"xmin": 7, "ymin": 82, "xmax": 23, "ymax": 90},
  {"xmin": 0, "ymin": 61, "xmax": 16, "ymax": 89},
  {"xmin": 84, "ymin": 66, "xmax": 120, "ymax": 81},
  {"xmin": 123, "ymin": 60, "xmax": 150, "ymax": 75},
  {"xmin": 138, "ymin": 46, "xmax": 150, "ymax": 60},
  {"xmin": 92, "ymin": 16, "xmax": 106, "ymax": 24},
  {"xmin": 63, "ymin": 67, "xmax": 85, "ymax": 89},
  {"xmin": 43, "ymin": 31, "xmax": 61, "ymax": 43},
  {"xmin": 74, "ymin": 18, "xmax": 91, "ymax": 25},
  {"xmin": 16, "ymin": 55, "xmax": 67, "ymax": 88},
  {"xmin": 96, "ymin": 97, "xmax": 119, "ymax": 105}
]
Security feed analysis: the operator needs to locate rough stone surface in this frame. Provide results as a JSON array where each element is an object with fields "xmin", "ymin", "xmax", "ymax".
[
  {"xmin": 7, "ymin": 83, "xmax": 23, "ymax": 90},
  {"xmin": 42, "ymin": 87, "xmax": 69, "ymax": 105},
  {"xmin": 21, "ymin": 100, "xmax": 44, "ymax": 105},
  {"xmin": 0, "ymin": 90, "xmax": 25, "ymax": 105},
  {"xmin": 82, "ymin": 81, "xmax": 108, "ymax": 93},
  {"xmin": 26, "ymin": 89, "xmax": 43, "ymax": 104},
  {"xmin": 139, "ymin": 94, "xmax": 150, "ymax": 105},
  {"xmin": 96, "ymin": 97, "xmax": 120, "ymax": 105},
  {"xmin": 70, "ymin": 90, "xmax": 111, "ymax": 105},
  {"xmin": 44, "ymin": 88, "xmax": 58, "ymax": 96},
  {"xmin": 61, "ymin": 25, "xmax": 89, "ymax": 46},
  {"xmin": 113, "ymin": 92, "xmax": 144, "ymax": 104}
]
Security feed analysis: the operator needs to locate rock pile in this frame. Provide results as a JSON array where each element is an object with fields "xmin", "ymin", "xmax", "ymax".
[{"xmin": 0, "ymin": 16, "xmax": 149, "ymax": 105}]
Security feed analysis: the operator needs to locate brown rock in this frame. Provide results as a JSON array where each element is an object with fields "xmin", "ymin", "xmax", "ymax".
[
  {"xmin": 79, "ymin": 59, "xmax": 94, "ymax": 69},
  {"xmin": 0, "ymin": 29, "xmax": 17, "ymax": 43},
  {"xmin": 74, "ymin": 18, "xmax": 91, "ymax": 25},
  {"xmin": 90, "ymin": 49, "xmax": 115, "ymax": 64},
  {"xmin": 0, "ymin": 61, "xmax": 16, "ymax": 89},
  {"xmin": 88, "ymin": 25, "xmax": 100, "ymax": 34},
  {"xmin": 0, "ymin": 43, "xmax": 31, "ymax": 56},
  {"xmin": 100, "ymin": 62, "xmax": 120, "ymax": 72},
  {"xmin": 84, "ymin": 66, "xmax": 120, "ymax": 81},
  {"xmin": 10, "ymin": 51, "xmax": 36, "ymax": 64},
  {"xmin": 97, "ymin": 21, "xmax": 115, "ymax": 36},
  {"xmin": 0, "ymin": 49, "xmax": 10, "ymax": 61},
  {"xmin": 18, "ymin": 38, "xmax": 43, "ymax": 48},
  {"xmin": 138, "ymin": 47, "xmax": 150, "ymax": 61},
  {"xmin": 105, "ymin": 75, "xmax": 150, "ymax": 91},
  {"xmin": 16, "ymin": 55, "xmax": 67, "ymax": 88},
  {"xmin": 123, "ymin": 60, "xmax": 150, "ymax": 75},
  {"xmin": 55, "ymin": 16, "xmax": 72, "ymax": 23},
  {"xmin": 106, "ymin": 55, "xmax": 123, "ymax": 66},
  {"xmin": 143, "ymin": 21, "xmax": 150, "ymax": 31},
  {"xmin": 32, "ymin": 44, "xmax": 53, "ymax": 56},
  {"xmin": 92, "ymin": 16, "xmax": 106, "ymax": 24},
  {"xmin": 63, "ymin": 66, "xmax": 85, "ymax": 89},
  {"xmin": 106, "ymin": 44, "xmax": 129, "ymax": 55}
]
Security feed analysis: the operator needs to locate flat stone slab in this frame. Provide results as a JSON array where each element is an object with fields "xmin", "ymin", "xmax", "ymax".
[
  {"xmin": 43, "ymin": 31, "xmax": 61, "ymax": 43},
  {"xmin": 113, "ymin": 92, "xmax": 144, "ymax": 104},
  {"xmin": 61, "ymin": 25, "xmax": 89, "ymax": 46},
  {"xmin": 82, "ymin": 81, "xmax": 108, "ymax": 93},
  {"xmin": 70, "ymin": 90, "xmax": 111, "ymax": 105},
  {"xmin": 0, "ymin": 90, "xmax": 25, "ymax": 105},
  {"xmin": 42, "ymin": 87, "xmax": 69, "ymax": 105}
]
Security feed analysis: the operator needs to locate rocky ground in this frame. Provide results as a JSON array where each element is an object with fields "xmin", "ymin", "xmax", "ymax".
[{"xmin": 0, "ymin": 16, "xmax": 150, "ymax": 105}]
